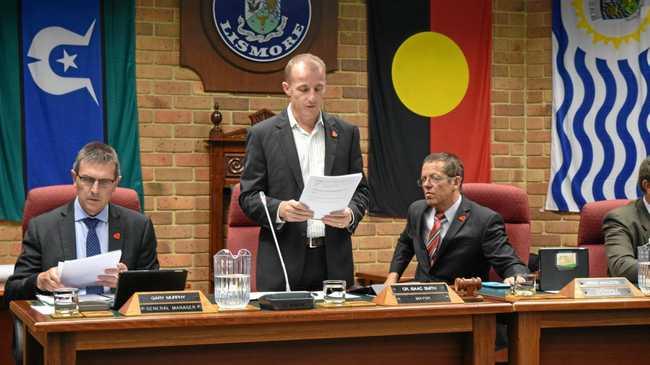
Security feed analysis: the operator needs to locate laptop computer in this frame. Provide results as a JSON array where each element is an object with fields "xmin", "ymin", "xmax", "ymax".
[
  {"xmin": 112, "ymin": 269, "xmax": 188, "ymax": 310},
  {"xmin": 538, "ymin": 247, "xmax": 589, "ymax": 291}
]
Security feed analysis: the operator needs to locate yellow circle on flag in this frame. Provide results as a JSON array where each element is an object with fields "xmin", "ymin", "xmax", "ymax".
[{"xmin": 392, "ymin": 32, "xmax": 469, "ymax": 117}]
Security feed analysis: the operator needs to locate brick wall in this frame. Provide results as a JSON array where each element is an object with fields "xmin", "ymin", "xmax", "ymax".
[{"xmin": 0, "ymin": 0, "xmax": 578, "ymax": 293}]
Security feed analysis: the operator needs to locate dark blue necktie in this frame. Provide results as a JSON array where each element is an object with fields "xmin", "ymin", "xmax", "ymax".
[{"xmin": 83, "ymin": 217, "xmax": 103, "ymax": 294}]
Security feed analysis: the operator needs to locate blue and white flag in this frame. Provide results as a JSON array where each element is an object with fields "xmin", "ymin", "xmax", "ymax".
[{"xmin": 547, "ymin": 0, "xmax": 650, "ymax": 212}]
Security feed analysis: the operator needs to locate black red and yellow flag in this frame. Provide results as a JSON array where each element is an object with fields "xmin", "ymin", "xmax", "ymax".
[{"xmin": 368, "ymin": 0, "xmax": 492, "ymax": 217}]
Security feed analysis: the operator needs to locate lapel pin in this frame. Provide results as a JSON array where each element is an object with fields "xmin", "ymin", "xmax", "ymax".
[
  {"xmin": 457, "ymin": 215, "xmax": 466, "ymax": 223},
  {"xmin": 113, "ymin": 232, "xmax": 121, "ymax": 240},
  {"xmin": 331, "ymin": 129, "xmax": 338, "ymax": 139}
]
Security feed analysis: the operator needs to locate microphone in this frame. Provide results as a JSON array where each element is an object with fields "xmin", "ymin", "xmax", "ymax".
[{"xmin": 259, "ymin": 191, "xmax": 292, "ymax": 292}]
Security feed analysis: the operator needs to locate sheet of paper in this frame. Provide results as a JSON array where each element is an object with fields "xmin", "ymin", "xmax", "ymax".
[
  {"xmin": 0, "ymin": 264, "xmax": 14, "ymax": 281},
  {"xmin": 299, "ymin": 173, "xmax": 362, "ymax": 219},
  {"xmin": 30, "ymin": 304, "xmax": 54, "ymax": 315},
  {"xmin": 57, "ymin": 250, "xmax": 122, "ymax": 288}
]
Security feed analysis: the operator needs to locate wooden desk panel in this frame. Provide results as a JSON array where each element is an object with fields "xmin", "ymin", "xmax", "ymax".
[
  {"xmin": 0, "ymin": 282, "xmax": 14, "ymax": 365},
  {"xmin": 510, "ymin": 298, "xmax": 650, "ymax": 365},
  {"xmin": 12, "ymin": 300, "xmax": 510, "ymax": 365}
]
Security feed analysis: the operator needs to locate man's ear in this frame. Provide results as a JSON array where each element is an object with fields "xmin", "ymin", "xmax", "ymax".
[
  {"xmin": 281, "ymin": 81, "xmax": 290, "ymax": 96},
  {"xmin": 642, "ymin": 179, "xmax": 650, "ymax": 194},
  {"xmin": 70, "ymin": 170, "xmax": 77, "ymax": 184}
]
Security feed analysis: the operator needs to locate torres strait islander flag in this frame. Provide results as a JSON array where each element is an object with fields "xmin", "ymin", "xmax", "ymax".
[
  {"xmin": 368, "ymin": 0, "xmax": 492, "ymax": 217},
  {"xmin": 0, "ymin": 0, "xmax": 143, "ymax": 221}
]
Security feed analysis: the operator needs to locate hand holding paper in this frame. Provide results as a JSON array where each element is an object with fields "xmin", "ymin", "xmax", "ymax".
[
  {"xmin": 299, "ymin": 173, "xmax": 362, "ymax": 219},
  {"xmin": 57, "ymin": 250, "xmax": 122, "ymax": 288}
]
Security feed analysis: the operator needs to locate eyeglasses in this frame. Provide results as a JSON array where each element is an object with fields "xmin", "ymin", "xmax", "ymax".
[
  {"xmin": 416, "ymin": 174, "xmax": 452, "ymax": 187},
  {"xmin": 77, "ymin": 175, "xmax": 115, "ymax": 189}
]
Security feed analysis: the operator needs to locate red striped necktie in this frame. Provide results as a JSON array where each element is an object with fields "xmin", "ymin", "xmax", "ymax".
[{"xmin": 426, "ymin": 213, "xmax": 447, "ymax": 267}]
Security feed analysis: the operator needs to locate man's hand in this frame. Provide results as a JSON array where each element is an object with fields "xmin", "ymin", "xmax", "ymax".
[
  {"xmin": 503, "ymin": 275, "xmax": 526, "ymax": 286},
  {"xmin": 278, "ymin": 200, "xmax": 314, "ymax": 222},
  {"xmin": 96, "ymin": 262, "xmax": 128, "ymax": 288},
  {"xmin": 37, "ymin": 267, "xmax": 63, "ymax": 292},
  {"xmin": 383, "ymin": 272, "xmax": 399, "ymax": 288},
  {"xmin": 322, "ymin": 208, "xmax": 353, "ymax": 229}
]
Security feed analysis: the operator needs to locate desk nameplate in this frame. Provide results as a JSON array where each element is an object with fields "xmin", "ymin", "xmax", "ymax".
[
  {"xmin": 119, "ymin": 290, "xmax": 217, "ymax": 316},
  {"xmin": 560, "ymin": 277, "xmax": 643, "ymax": 299},
  {"xmin": 373, "ymin": 282, "xmax": 464, "ymax": 306}
]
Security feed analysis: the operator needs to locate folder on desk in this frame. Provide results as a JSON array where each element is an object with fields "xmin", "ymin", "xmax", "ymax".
[{"xmin": 538, "ymin": 248, "xmax": 589, "ymax": 291}]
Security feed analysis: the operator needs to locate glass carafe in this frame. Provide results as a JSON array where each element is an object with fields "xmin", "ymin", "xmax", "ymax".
[{"xmin": 213, "ymin": 249, "xmax": 251, "ymax": 309}]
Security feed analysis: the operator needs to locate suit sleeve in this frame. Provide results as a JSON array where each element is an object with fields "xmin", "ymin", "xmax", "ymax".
[
  {"xmin": 603, "ymin": 211, "xmax": 637, "ymax": 282},
  {"xmin": 134, "ymin": 217, "xmax": 159, "ymax": 271},
  {"xmin": 346, "ymin": 125, "xmax": 369, "ymax": 233},
  {"xmin": 481, "ymin": 213, "xmax": 528, "ymax": 279},
  {"xmin": 239, "ymin": 127, "xmax": 284, "ymax": 231},
  {"xmin": 5, "ymin": 220, "xmax": 44, "ymax": 301},
  {"xmin": 389, "ymin": 208, "xmax": 416, "ymax": 276}
]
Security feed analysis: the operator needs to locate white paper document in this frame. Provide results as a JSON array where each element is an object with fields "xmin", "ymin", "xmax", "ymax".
[
  {"xmin": 299, "ymin": 173, "xmax": 362, "ymax": 219},
  {"xmin": 0, "ymin": 264, "xmax": 14, "ymax": 281},
  {"xmin": 57, "ymin": 250, "xmax": 122, "ymax": 288}
]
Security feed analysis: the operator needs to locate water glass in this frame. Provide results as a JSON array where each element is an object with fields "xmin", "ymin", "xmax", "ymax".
[
  {"xmin": 323, "ymin": 280, "xmax": 346, "ymax": 304},
  {"xmin": 53, "ymin": 287, "xmax": 80, "ymax": 316},
  {"xmin": 214, "ymin": 249, "xmax": 251, "ymax": 309},
  {"xmin": 638, "ymin": 262, "xmax": 650, "ymax": 295},
  {"xmin": 513, "ymin": 274, "xmax": 536, "ymax": 296}
]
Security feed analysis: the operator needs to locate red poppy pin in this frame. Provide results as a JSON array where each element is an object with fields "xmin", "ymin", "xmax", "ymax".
[
  {"xmin": 457, "ymin": 215, "xmax": 466, "ymax": 223},
  {"xmin": 331, "ymin": 129, "xmax": 338, "ymax": 139},
  {"xmin": 113, "ymin": 232, "xmax": 121, "ymax": 240}
]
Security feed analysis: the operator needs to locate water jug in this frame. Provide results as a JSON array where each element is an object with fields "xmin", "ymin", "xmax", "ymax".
[{"xmin": 214, "ymin": 249, "xmax": 251, "ymax": 309}]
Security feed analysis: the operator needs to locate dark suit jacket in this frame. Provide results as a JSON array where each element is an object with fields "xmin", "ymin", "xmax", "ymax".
[
  {"xmin": 604, "ymin": 198, "xmax": 650, "ymax": 282},
  {"xmin": 239, "ymin": 109, "xmax": 369, "ymax": 291},
  {"xmin": 389, "ymin": 197, "xmax": 527, "ymax": 283},
  {"xmin": 6, "ymin": 202, "xmax": 159, "ymax": 301}
]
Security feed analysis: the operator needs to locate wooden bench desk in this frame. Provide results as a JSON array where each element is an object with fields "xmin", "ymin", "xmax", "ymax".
[{"xmin": 11, "ymin": 299, "xmax": 511, "ymax": 365}]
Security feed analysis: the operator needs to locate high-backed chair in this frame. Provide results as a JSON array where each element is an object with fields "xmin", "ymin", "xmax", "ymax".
[
  {"xmin": 577, "ymin": 199, "xmax": 631, "ymax": 277},
  {"xmin": 226, "ymin": 184, "xmax": 260, "ymax": 291},
  {"xmin": 22, "ymin": 184, "xmax": 140, "ymax": 232},
  {"xmin": 13, "ymin": 184, "xmax": 140, "ymax": 365},
  {"xmin": 463, "ymin": 183, "xmax": 531, "ymax": 281}
]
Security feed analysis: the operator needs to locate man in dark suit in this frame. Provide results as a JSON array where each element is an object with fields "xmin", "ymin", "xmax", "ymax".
[
  {"xmin": 239, "ymin": 53, "xmax": 369, "ymax": 291},
  {"xmin": 6, "ymin": 142, "xmax": 159, "ymax": 301},
  {"xmin": 384, "ymin": 152, "xmax": 527, "ymax": 286},
  {"xmin": 604, "ymin": 157, "xmax": 650, "ymax": 282}
]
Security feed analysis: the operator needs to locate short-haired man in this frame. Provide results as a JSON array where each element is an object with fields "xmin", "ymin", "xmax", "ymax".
[
  {"xmin": 384, "ymin": 152, "xmax": 528, "ymax": 286},
  {"xmin": 6, "ymin": 142, "xmax": 159, "ymax": 301},
  {"xmin": 239, "ymin": 53, "xmax": 369, "ymax": 291},
  {"xmin": 604, "ymin": 156, "xmax": 650, "ymax": 282}
]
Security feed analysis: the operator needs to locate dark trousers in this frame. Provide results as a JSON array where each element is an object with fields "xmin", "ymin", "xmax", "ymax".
[{"xmin": 293, "ymin": 246, "xmax": 327, "ymax": 291}]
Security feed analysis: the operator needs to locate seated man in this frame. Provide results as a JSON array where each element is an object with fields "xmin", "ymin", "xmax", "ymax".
[
  {"xmin": 604, "ymin": 156, "xmax": 650, "ymax": 282},
  {"xmin": 6, "ymin": 142, "xmax": 159, "ymax": 301},
  {"xmin": 384, "ymin": 152, "xmax": 528, "ymax": 287}
]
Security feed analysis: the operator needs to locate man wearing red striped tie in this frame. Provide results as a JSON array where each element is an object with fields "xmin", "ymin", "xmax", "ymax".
[{"xmin": 384, "ymin": 152, "xmax": 528, "ymax": 287}]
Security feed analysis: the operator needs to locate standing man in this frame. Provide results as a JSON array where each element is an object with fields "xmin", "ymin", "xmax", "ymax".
[
  {"xmin": 604, "ymin": 157, "xmax": 650, "ymax": 282},
  {"xmin": 239, "ymin": 53, "xmax": 369, "ymax": 291},
  {"xmin": 385, "ymin": 152, "xmax": 527, "ymax": 286},
  {"xmin": 6, "ymin": 142, "xmax": 159, "ymax": 301}
]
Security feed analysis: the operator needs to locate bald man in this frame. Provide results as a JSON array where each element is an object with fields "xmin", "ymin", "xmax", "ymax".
[{"xmin": 239, "ymin": 53, "xmax": 369, "ymax": 291}]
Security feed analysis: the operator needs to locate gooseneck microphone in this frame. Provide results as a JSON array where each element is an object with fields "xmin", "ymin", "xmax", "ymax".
[{"xmin": 259, "ymin": 191, "xmax": 292, "ymax": 292}]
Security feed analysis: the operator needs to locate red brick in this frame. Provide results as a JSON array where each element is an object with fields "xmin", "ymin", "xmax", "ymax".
[
  {"xmin": 154, "ymin": 81, "xmax": 192, "ymax": 95},
  {"xmin": 175, "ymin": 125, "xmax": 212, "ymax": 138},
  {"xmin": 175, "ymin": 239, "xmax": 209, "ymax": 253},
  {"xmin": 175, "ymin": 182, "xmax": 209, "ymax": 195},
  {"xmin": 157, "ymin": 196, "xmax": 194, "ymax": 210},
  {"xmin": 158, "ymin": 253, "xmax": 192, "ymax": 267},
  {"xmin": 143, "ymin": 182, "xmax": 173, "ymax": 196},
  {"xmin": 155, "ymin": 167, "xmax": 193, "ymax": 181},
  {"xmin": 175, "ymin": 211, "xmax": 209, "ymax": 225}
]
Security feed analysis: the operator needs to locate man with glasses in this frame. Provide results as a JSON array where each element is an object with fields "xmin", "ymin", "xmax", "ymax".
[
  {"xmin": 6, "ymin": 142, "xmax": 159, "ymax": 301},
  {"xmin": 384, "ymin": 152, "xmax": 527, "ymax": 287}
]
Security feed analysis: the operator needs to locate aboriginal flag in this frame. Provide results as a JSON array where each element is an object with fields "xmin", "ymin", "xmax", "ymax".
[{"xmin": 368, "ymin": 0, "xmax": 492, "ymax": 217}]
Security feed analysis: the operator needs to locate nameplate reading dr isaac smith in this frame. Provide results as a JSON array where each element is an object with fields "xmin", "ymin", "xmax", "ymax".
[{"xmin": 391, "ymin": 283, "xmax": 451, "ymax": 304}]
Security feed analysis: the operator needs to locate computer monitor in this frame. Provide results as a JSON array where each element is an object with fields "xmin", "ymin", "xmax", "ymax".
[
  {"xmin": 112, "ymin": 269, "xmax": 188, "ymax": 310},
  {"xmin": 538, "ymin": 248, "xmax": 589, "ymax": 291}
]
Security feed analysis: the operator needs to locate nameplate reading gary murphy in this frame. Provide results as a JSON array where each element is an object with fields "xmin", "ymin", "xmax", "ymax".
[
  {"xmin": 391, "ymin": 283, "xmax": 451, "ymax": 304},
  {"xmin": 138, "ymin": 292, "xmax": 203, "ymax": 314}
]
